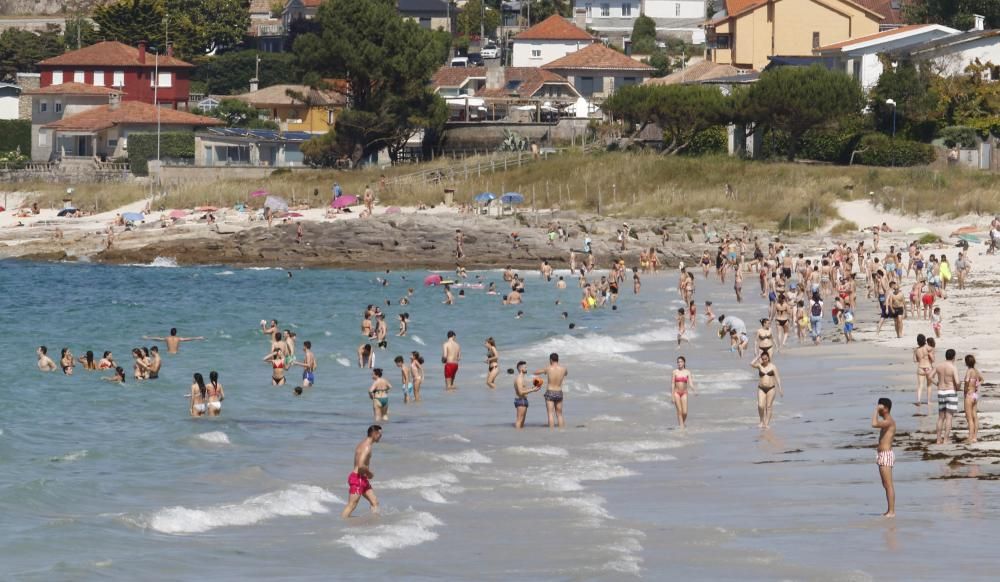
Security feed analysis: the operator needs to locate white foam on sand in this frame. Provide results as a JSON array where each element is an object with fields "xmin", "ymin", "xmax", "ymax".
[
  {"xmin": 564, "ymin": 380, "xmax": 606, "ymax": 395},
  {"xmin": 419, "ymin": 490, "xmax": 450, "ymax": 504},
  {"xmin": 50, "ymin": 450, "xmax": 88, "ymax": 462},
  {"xmin": 434, "ymin": 449, "xmax": 492, "ymax": 465},
  {"xmin": 591, "ymin": 415, "xmax": 623, "ymax": 422},
  {"xmin": 589, "ymin": 439, "xmax": 683, "ymax": 458},
  {"xmin": 697, "ymin": 370, "xmax": 751, "ymax": 393},
  {"xmin": 196, "ymin": 431, "xmax": 231, "ymax": 445},
  {"xmin": 337, "ymin": 511, "xmax": 443, "ymax": 559},
  {"xmin": 380, "ymin": 472, "xmax": 460, "ymax": 490},
  {"xmin": 505, "ymin": 445, "xmax": 569, "ymax": 457},
  {"xmin": 142, "ymin": 484, "xmax": 341, "ymax": 534}
]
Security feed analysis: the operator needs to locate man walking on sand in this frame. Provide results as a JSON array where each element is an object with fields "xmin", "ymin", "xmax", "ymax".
[
  {"xmin": 341, "ymin": 425, "xmax": 382, "ymax": 518},
  {"xmin": 442, "ymin": 330, "xmax": 461, "ymax": 390},
  {"xmin": 536, "ymin": 352, "xmax": 567, "ymax": 428},
  {"xmin": 931, "ymin": 349, "xmax": 961, "ymax": 444},
  {"xmin": 872, "ymin": 398, "xmax": 896, "ymax": 517},
  {"xmin": 888, "ymin": 283, "xmax": 906, "ymax": 338},
  {"xmin": 143, "ymin": 328, "xmax": 205, "ymax": 354}
]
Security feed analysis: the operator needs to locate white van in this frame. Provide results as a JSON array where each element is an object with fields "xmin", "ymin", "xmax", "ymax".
[{"xmin": 450, "ymin": 56, "xmax": 469, "ymax": 67}]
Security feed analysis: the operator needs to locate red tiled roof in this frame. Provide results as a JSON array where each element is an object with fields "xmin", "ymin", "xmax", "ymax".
[
  {"xmin": 542, "ymin": 44, "xmax": 655, "ymax": 71},
  {"xmin": 38, "ymin": 41, "xmax": 193, "ymax": 68},
  {"xmin": 302, "ymin": 0, "xmax": 323, "ymax": 6},
  {"xmin": 816, "ymin": 24, "xmax": 929, "ymax": 51},
  {"xmin": 431, "ymin": 66, "xmax": 577, "ymax": 99},
  {"xmin": 24, "ymin": 82, "xmax": 124, "ymax": 96},
  {"xmin": 645, "ymin": 61, "xmax": 746, "ymax": 85},
  {"xmin": 514, "ymin": 15, "xmax": 594, "ymax": 41},
  {"xmin": 43, "ymin": 101, "xmax": 221, "ymax": 132},
  {"xmin": 234, "ymin": 84, "xmax": 347, "ymax": 107},
  {"xmin": 431, "ymin": 66, "xmax": 487, "ymax": 88},
  {"xmin": 853, "ymin": 0, "xmax": 901, "ymax": 23}
]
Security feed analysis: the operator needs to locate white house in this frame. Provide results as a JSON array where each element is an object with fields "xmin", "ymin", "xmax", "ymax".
[
  {"xmin": 0, "ymin": 82, "xmax": 20, "ymax": 120},
  {"xmin": 511, "ymin": 14, "xmax": 595, "ymax": 68},
  {"xmin": 573, "ymin": 0, "xmax": 706, "ymax": 43},
  {"xmin": 814, "ymin": 24, "xmax": 960, "ymax": 91},
  {"xmin": 900, "ymin": 23, "xmax": 1000, "ymax": 79}
]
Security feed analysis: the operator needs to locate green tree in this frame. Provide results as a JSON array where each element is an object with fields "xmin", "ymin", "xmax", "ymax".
[
  {"xmin": 212, "ymin": 98, "xmax": 279, "ymax": 129},
  {"xmin": 64, "ymin": 18, "xmax": 102, "ymax": 50},
  {"xmin": 529, "ymin": 0, "xmax": 572, "ymax": 22},
  {"xmin": 905, "ymin": 0, "xmax": 1000, "ymax": 30},
  {"xmin": 737, "ymin": 65, "xmax": 862, "ymax": 160},
  {"xmin": 190, "ymin": 50, "xmax": 302, "ymax": 95},
  {"xmin": 604, "ymin": 84, "xmax": 732, "ymax": 154},
  {"xmin": 93, "ymin": 0, "xmax": 166, "ymax": 50},
  {"xmin": 457, "ymin": 0, "xmax": 500, "ymax": 39},
  {"xmin": 630, "ymin": 15, "xmax": 657, "ymax": 54},
  {"xmin": 0, "ymin": 26, "xmax": 64, "ymax": 81},
  {"xmin": 293, "ymin": 0, "xmax": 450, "ymax": 165},
  {"xmin": 868, "ymin": 58, "xmax": 940, "ymax": 141}
]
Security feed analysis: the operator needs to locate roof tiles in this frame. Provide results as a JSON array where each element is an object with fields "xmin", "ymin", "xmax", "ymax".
[
  {"xmin": 38, "ymin": 41, "xmax": 193, "ymax": 68},
  {"xmin": 542, "ymin": 44, "xmax": 654, "ymax": 71},
  {"xmin": 514, "ymin": 15, "xmax": 594, "ymax": 41},
  {"xmin": 44, "ymin": 101, "xmax": 221, "ymax": 132}
]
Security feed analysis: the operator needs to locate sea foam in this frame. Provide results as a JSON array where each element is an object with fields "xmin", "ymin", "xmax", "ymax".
[
  {"xmin": 434, "ymin": 449, "xmax": 492, "ymax": 465},
  {"xmin": 337, "ymin": 511, "xmax": 443, "ymax": 559},
  {"xmin": 530, "ymin": 333, "xmax": 641, "ymax": 357},
  {"xmin": 51, "ymin": 450, "xmax": 88, "ymax": 462},
  {"xmin": 505, "ymin": 446, "xmax": 568, "ymax": 457},
  {"xmin": 196, "ymin": 431, "xmax": 231, "ymax": 445}
]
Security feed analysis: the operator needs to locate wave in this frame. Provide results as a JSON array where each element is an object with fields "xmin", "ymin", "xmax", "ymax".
[
  {"xmin": 523, "ymin": 333, "xmax": 642, "ymax": 359},
  {"xmin": 411, "ymin": 335, "xmax": 425, "ymax": 345},
  {"xmin": 196, "ymin": 431, "xmax": 230, "ymax": 445},
  {"xmin": 434, "ymin": 449, "xmax": 492, "ymax": 465},
  {"xmin": 438, "ymin": 434, "xmax": 471, "ymax": 443},
  {"xmin": 591, "ymin": 415, "xmax": 623, "ymax": 422},
  {"xmin": 552, "ymin": 493, "xmax": 611, "ymax": 520},
  {"xmin": 379, "ymin": 472, "xmax": 460, "ymax": 490},
  {"xmin": 336, "ymin": 357, "xmax": 351, "ymax": 367},
  {"xmin": 215, "ymin": 270, "xmax": 235, "ymax": 276},
  {"xmin": 419, "ymin": 490, "xmax": 450, "ymax": 504},
  {"xmin": 520, "ymin": 460, "xmax": 636, "ymax": 492},
  {"xmin": 564, "ymin": 380, "xmax": 606, "ymax": 395},
  {"xmin": 50, "ymin": 449, "xmax": 88, "ymax": 462},
  {"xmin": 143, "ymin": 256, "xmax": 178, "ymax": 268},
  {"xmin": 244, "ymin": 267, "xmax": 274, "ymax": 271},
  {"xmin": 505, "ymin": 446, "xmax": 568, "ymax": 457},
  {"xmin": 141, "ymin": 484, "xmax": 340, "ymax": 534},
  {"xmin": 337, "ymin": 511, "xmax": 443, "ymax": 559}
]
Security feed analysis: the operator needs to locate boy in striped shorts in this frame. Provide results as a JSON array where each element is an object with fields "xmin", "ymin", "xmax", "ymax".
[
  {"xmin": 932, "ymin": 349, "xmax": 961, "ymax": 445},
  {"xmin": 872, "ymin": 398, "xmax": 896, "ymax": 518}
]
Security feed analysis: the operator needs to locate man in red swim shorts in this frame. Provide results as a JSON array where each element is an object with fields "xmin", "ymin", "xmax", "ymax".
[
  {"xmin": 441, "ymin": 330, "xmax": 462, "ymax": 390},
  {"xmin": 342, "ymin": 425, "xmax": 382, "ymax": 518}
]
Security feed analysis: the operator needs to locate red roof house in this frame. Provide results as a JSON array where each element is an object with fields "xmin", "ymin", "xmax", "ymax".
[{"xmin": 511, "ymin": 15, "xmax": 595, "ymax": 68}]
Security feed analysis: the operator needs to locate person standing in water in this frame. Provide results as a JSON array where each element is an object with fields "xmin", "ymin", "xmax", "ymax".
[
  {"xmin": 513, "ymin": 361, "xmax": 542, "ymax": 429},
  {"xmin": 872, "ymin": 398, "xmax": 896, "ymax": 518},
  {"xmin": 190, "ymin": 373, "xmax": 208, "ymax": 417},
  {"xmin": 295, "ymin": 340, "xmax": 317, "ymax": 387},
  {"xmin": 963, "ymin": 354, "xmax": 983, "ymax": 444},
  {"xmin": 368, "ymin": 368, "xmax": 391, "ymax": 421},
  {"xmin": 931, "ymin": 349, "xmax": 960, "ymax": 444},
  {"xmin": 671, "ymin": 356, "xmax": 695, "ymax": 429},
  {"xmin": 485, "ymin": 337, "xmax": 500, "ymax": 389},
  {"xmin": 536, "ymin": 353, "xmax": 567, "ymax": 429},
  {"xmin": 395, "ymin": 356, "xmax": 414, "ymax": 403},
  {"xmin": 341, "ymin": 425, "xmax": 382, "ymax": 519},
  {"xmin": 442, "ymin": 331, "xmax": 461, "ymax": 390},
  {"xmin": 206, "ymin": 371, "xmax": 224, "ymax": 416},
  {"xmin": 750, "ymin": 352, "xmax": 782, "ymax": 429},
  {"xmin": 143, "ymin": 328, "xmax": 205, "ymax": 354},
  {"xmin": 410, "ymin": 351, "xmax": 424, "ymax": 401}
]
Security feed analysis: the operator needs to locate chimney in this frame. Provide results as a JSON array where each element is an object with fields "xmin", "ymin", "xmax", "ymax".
[
  {"xmin": 574, "ymin": 8, "xmax": 586, "ymax": 30},
  {"xmin": 972, "ymin": 14, "xmax": 985, "ymax": 31},
  {"xmin": 486, "ymin": 59, "xmax": 503, "ymax": 91},
  {"xmin": 109, "ymin": 91, "xmax": 121, "ymax": 110},
  {"xmin": 250, "ymin": 77, "xmax": 259, "ymax": 92},
  {"xmin": 166, "ymin": 43, "xmax": 173, "ymax": 57},
  {"xmin": 138, "ymin": 40, "xmax": 147, "ymax": 64}
]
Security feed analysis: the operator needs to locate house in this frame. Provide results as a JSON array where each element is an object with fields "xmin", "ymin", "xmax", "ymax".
[
  {"xmin": 542, "ymin": 42, "xmax": 654, "ymax": 98},
  {"xmin": 232, "ymin": 84, "xmax": 347, "ymax": 134},
  {"xmin": 0, "ymin": 82, "xmax": 20, "ymax": 120},
  {"xmin": 859, "ymin": 0, "xmax": 906, "ymax": 31},
  {"xmin": 36, "ymin": 41, "xmax": 194, "ymax": 110},
  {"xmin": 29, "ymin": 88, "xmax": 220, "ymax": 162},
  {"xmin": 431, "ymin": 64, "xmax": 581, "ymax": 121},
  {"xmin": 398, "ymin": 0, "xmax": 452, "ymax": 31},
  {"xmin": 644, "ymin": 60, "xmax": 745, "ymax": 85},
  {"xmin": 814, "ymin": 24, "xmax": 960, "ymax": 91},
  {"xmin": 572, "ymin": 0, "xmax": 707, "ymax": 44},
  {"xmin": 282, "ymin": 0, "xmax": 322, "ymax": 31},
  {"xmin": 705, "ymin": 0, "xmax": 884, "ymax": 71},
  {"xmin": 196, "ymin": 127, "xmax": 310, "ymax": 167},
  {"xmin": 512, "ymin": 14, "xmax": 596, "ymax": 67},
  {"xmin": 895, "ymin": 22, "xmax": 1000, "ymax": 79}
]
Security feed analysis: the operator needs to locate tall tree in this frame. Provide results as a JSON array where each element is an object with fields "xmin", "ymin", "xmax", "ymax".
[
  {"xmin": 529, "ymin": 0, "xmax": 572, "ymax": 22},
  {"xmin": 294, "ymin": 0, "xmax": 450, "ymax": 165},
  {"xmin": 92, "ymin": 0, "xmax": 166, "ymax": 49},
  {"xmin": 603, "ymin": 84, "xmax": 731, "ymax": 154},
  {"xmin": 736, "ymin": 65, "xmax": 862, "ymax": 160},
  {"xmin": 630, "ymin": 15, "xmax": 657, "ymax": 54},
  {"xmin": 456, "ymin": 0, "xmax": 500, "ymax": 39},
  {"xmin": 868, "ymin": 58, "xmax": 940, "ymax": 141},
  {"xmin": 905, "ymin": 0, "xmax": 1000, "ymax": 29},
  {"xmin": 0, "ymin": 26, "xmax": 64, "ymax": 81},
  {"xmin": 190, "ymin": 51, "xmax": 301, "ymax": 95}
]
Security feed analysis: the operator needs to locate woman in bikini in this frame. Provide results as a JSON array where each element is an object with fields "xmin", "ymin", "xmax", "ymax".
[
  {"xmin": 913, "ymin": 334, "xmax": 934, "ymax": 406},
  {"xmin": 700, "ymin": 251, "xmax": 712, "ymax": 278},
  {"xmin": 671, "ymin": 356, "xmax": 695, "ymax": 429},
  {"xmin": 77, "ymin": 350, "xmax": 98, "ymax": 371},
  {"xmin": 102, "ymin": 366, "xmax": 126, "ymax": 384},
  {"xmin": 60, "ymin": 348, "xmax": 75, "ymax": 375},
  {"xmin": 265, "ymin": 349, "xmax": 286, "ymax": 386},
  {"xmin": 358, "ymin": 343, "xmax": 374, "ymax": 369},
  {"xmin": 773, "ymin": 295, "xmax": 791, "ymax": 348},
  {"xmin": 750, "ymin": 352, "xmax": 782, "ymax": 429},
  {"xmin": 190, "ymin": 373, "xmax": 208, "ymax": 417},
  {"xmin": 98, "ymin": 351, "xmax": 115, "ymax": 370},
  {"xmin": 207, "ymin": 371, "xmax": 225, "ymax": 416},
  {"xmin": 131, "ymin": 348, "xmax": 149, "ymax": 380},
  {"xmin": 361, "ymin": 306, "xmax": 374, "ymax": 337},
  {"xmin": 963, "ymin": 355, "xmax": 983, "ymax": 443},
  {"xmin": 755, "ymin": 318, "xmax": 775, "ymax": 359},
  {"xmin": 485, "ymin": 337, "xmax": 500, "ymax": 389},
  {"xmin": 410, "ymin": 351, "xmax": 424, "ymax": 401}
]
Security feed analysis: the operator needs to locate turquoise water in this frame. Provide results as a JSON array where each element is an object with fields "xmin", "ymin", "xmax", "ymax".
[{"xmin": 3, "ymin": 260, "xmax": 998, "ymax": 580}]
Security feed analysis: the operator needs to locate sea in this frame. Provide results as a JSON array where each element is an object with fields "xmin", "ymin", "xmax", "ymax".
[{"xmin": 1, "ymin": 259, "xmax": 998, "ymax": 580}]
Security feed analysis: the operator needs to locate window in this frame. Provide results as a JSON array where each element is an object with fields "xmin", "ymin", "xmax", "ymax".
[
  {"xmin": 714, "ymin": 34, "xmax": 731, "ymax": 49},
  {"xmin": 52, "ymin": 70, "xmax": 63, "ymax": 85},
  {"xmin": 418, "ymin": 17, "xmax": 431, "ymax": 28},
  {"xmin": 39, "ymin": 100, "xmax": 48, "ymax": 113},
  {"xmin": 74, "ymin": 70, "xmax": 85, "ymax": 83},
  {"xmin": 585, "ymin": 3, "xmax": 591, "ymax": 18},
  {"xmin": 108, "ymin": 139, "xmax": 118, "ymax": 148},
  {"xmin": 600, "ymin": 3, "xmax": 609, "ymax": 16},
  {"xmin": 158, "ymin": 72, "xmax": 172, "ymax": 87},
  {"xmin": 55, "ymin": 100, "xmax": 62, "ymax": 113},
  {"xmin": 531, "ymin": 49, "xmax": 542, "ymax": 58},
  {"xmin": 676, "ymin": 3, "xmax": 681, "ymax": 16},
  {"xmin": 38, "ymin": 130, "xmax": 48, "ymax": 146},
  {"xmin": 813, "ymin": 32, "xmax": 820, "ymax": 49},
  {"xmin": 93, "ymin": 71, "xmax": 105, "ymax": 86},
  {"xmin": 622, "ymin": 2, "xmax": 631, "ymax": 16},
  {"xmin": 113, "ymin": 70, "xmax": 125, "ymax": 87}
]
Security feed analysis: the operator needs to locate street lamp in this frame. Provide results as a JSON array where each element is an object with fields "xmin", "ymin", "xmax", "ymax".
[{"xmin": 885, "ymin": 98, "xmax": 896, "ymax": 138}]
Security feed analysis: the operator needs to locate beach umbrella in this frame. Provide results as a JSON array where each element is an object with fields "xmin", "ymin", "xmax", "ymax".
[
  {"xmin": 57, "ymin": 208, "xmax": 78, "ymax": 217},
  {"xmin": 906, "ymin": 227, "xmax": 932, "ymax": 235},
  {"xmin": 168, "ymin": 209, "xmax": 188, "ymax": 219},
  {"xmin": 122, "ymin": 212, "xmax": 144, "ymax": 222},
  {"xmin": 332, "ymin": 195, "xmax": 358, "ymax": 209},
  {"xmin": 474, "ymin": 192, "xmax": 496, "ymax": 204},
  {"xmin": 264, "ymin": 195, "xmax": 289, "ymax": 213},
  {"xmin": 385, "ymin": 206, "xmax": 402, "ymax": 214},
  {"xmin": 424, "ymin": 273, "xmax": 443, "ymax": 286},
  {"xmin": 250, "ymin": 189, "xmax": 269, "ymax": 198},
  {"xmin": 501, "ymin": 192, "xmax": 524, "ymax": 205}
]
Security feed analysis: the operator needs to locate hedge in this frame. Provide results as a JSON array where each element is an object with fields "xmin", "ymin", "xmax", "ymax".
[
  {"xmin": 0, "ymin": 119, "xmax": 30, "ymax": 155},
  {"xmin": 128, "ymin": 132, "xmax": 195, "ymax": 176},
  {"xmin": 853, "ymin": 133, "xmax": 936, "ymax": 167}
]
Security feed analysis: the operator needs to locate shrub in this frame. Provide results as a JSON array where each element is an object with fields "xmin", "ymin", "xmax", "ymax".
[
  {"xmin": 682, "ymin": 126, "xmax": 727, "ymax": 156},
  {"xmin": 939, "ymin": 125, "xmax": 977, "ymax": 148},
  {"xmin": 918, "ymin": 233, "xmax": 940, "ymax": 244},
  {"xmin": 0, "ymin": 119, "xmax": 30, "ymax": 155},
  {"xmin": 127, "ymin": 132, "xmax": 196, "ymax": 176},
  {"xmin": 830, "ymin": 219, "xmax": 859, "ymax": 235},
  {"xmin": 853, "ymin": 134, "xmax": 935, "ymax": 167}
]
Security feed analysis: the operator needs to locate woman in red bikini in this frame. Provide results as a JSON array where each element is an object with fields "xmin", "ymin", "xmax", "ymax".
[{"xmin": 671, "ymin": 356, "xmax": 696, "ymax": 429}]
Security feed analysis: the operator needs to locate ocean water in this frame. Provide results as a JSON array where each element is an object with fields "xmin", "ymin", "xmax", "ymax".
[{"xmin": 1, "ymin": 260, "xmax": 998, "ymax": 580}]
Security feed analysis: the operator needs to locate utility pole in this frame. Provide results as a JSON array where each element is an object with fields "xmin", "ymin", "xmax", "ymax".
[
  {"xmin": 480, "ymin": 0, "xmax": 485, "ymax": 43},
  {"xmin": 155, "ymin": 51, "xmax": 161, "ymax": 163}
]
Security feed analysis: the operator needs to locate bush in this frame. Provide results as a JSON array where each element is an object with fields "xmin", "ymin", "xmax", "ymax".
[
  {"xmin": 682, "ymin": 126, "xmax": 727, "ymax": 156},
  {"xmin": 853, "ymin": 133, "xmax": 936, "ymax": 167},
  {"xmin": 127, "ymin": 132, "xmax": 196, "ymax": 176},
  {"xmin": 939, "ymin": 125, "xmax": 977, "ymax": 148},
  {"xmin": 918, "ymin": 233, "xmax": 941, "ymax": 244},
  {"xmin": 0, "ymin": 119, "xmax": 30, "ymax": 155}
]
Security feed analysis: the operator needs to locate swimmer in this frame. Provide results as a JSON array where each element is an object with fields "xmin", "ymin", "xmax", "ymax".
[
  {"xmin": 294, "ymin": 386, "xmax": 304, "ymax": 396},
  {"xmin": 264, "ymin": 349, "xmax": 286, "ymax": 386},
  {"xmin": 556, "ymin": 276, "xmax": 566, "ymax": 290},
  {"xmin": 395, "ymin": 356, "xmax": 414, "ymax": 403},
  {"xmin": 535, "ymin": 352, "xmax": 567, "ymax": 429},
  {"xmin": 143, "ymin": 328, "xmax": 205, "ymax": 354},
  {"xmin": 190, "ymin": 373, "xmax": 208, "ymax": 417},
  {"xmin": 513, "ymin": 361, "xmax": 542, "ymax": 429},
  {"xmin": 341, "ymin": 425, "xmax": 381, "ymax": 518},
  {"xmin": 703, "ymin": 301, "xmax": 715, "ymax": 325},
  {"xmin": 872, "ymin": 398, "xmax": 896, "ymax": 517},
  {"xmin": 97, "ymin": 351, "xmax": 115, "ymax": 370},
  {"xmin": 368, "ymin": 368, "xmax": 391, "ymax": 421},
  {"xmin": 671, "ymin": 356, "xmax": 695, "ymax": 429},
  {"xmin": 397, "ymin": 313, "xmax": 409, "ymax": 337},
  {"xmin": 102, "ymin": 366, "xmax": 126, "ymax": 383},
  {"xmin": 442, "ymin": 331, "xmax": 461, "ymax": 390},
  {"xmin": 77, "ymin": 350, "xmax": 98, "ymax": 371},
  {"xmin": 358, "ymin": 343, "xmax": 374, "ymax": 369},
  {"xmin": 147, "ymin": 346, "xmax": 162, "ymax": 379},
  {"xmin": 60, "ymin": 348, "xmax": 74, "ymax": 375},
  {"xmin": 443, "ymin": 284, "xmax": 454, "ymax": 305},
  {"xmin": 294, "ymin": 340, "xmax": 317, "ymax": 387},
  {"xmin": 485, "ymin": 337, "xmax": 500, "ymax": 389},
  {"xmin": 410, "ymin": 351, "xmax": 424, "ymax": 401},
  {"xmin": 206, "ymin": 371, "xmax": 224, "ymax": 416}
]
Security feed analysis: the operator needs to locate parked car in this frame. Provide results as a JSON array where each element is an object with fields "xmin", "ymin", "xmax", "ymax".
[
  {"xmin": 450, "ymin": 56, "xmax": 469, "ymax": 67},
  {"xmin": 467, "ymin": 53, "xmax": 484, "ymax": 66},
  {"xmin": 481, "ymin": 44, "xmax": 499, "ymax": 59}
]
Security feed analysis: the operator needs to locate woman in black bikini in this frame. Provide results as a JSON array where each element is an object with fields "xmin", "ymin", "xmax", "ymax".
[
  {"xmin": 774, "ymin": 294, "xmax": 791, "ymax": 348},
  {"xmin": 485, "ymin": 337, "xmax": 499, "ymax": 389},
  {"xmin": 755, "ymin": 318, "xmax": 775, "ymax": 359},
  {"xmin": 750, "ymin": 352, "xmax": 783, "ymax": 429},
  {"xmin": 77, "ymin": 350, "xmax": 98, "ymax": 371}
]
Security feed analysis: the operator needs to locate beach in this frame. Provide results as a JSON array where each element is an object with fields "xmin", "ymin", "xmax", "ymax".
[{"xmin": 1, "ymin": 197, "xmax": 999, "ymax": 580}]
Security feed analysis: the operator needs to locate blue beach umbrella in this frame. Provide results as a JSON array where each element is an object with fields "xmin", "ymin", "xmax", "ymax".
[
  {"xmin": 500, "ymin": 192, "xmax": 524, "ymax": 205},
  {"xmin": 474, "ymin": 192, "xmax": 496, "ymax": 204},
  {"xmin": 122, "ymin": 212, "xmax": 144, "ymax": 222}
]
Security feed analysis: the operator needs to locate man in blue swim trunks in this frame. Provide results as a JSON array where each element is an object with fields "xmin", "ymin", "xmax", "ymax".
[{"xmin": 294, "ymin": 340, "xmax": 316, "ymax": 387}]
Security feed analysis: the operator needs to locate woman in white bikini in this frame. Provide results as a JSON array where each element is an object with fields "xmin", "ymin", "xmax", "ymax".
[
  {"xmin": 207, "ymin": 371, "xmax": 225, "ymax": 416},
  {"xmin": 190, "ymin": 373, "xmax": 208, "ymax": 417},
  {"xmin": 671, "ymin": 356, "xmax": 695, "ymax": 429}
]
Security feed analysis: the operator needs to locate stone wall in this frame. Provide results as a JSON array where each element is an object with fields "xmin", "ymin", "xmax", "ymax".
[{"xmin": 16, "ymin": 73, "xmax": 39, "ymax": 121}]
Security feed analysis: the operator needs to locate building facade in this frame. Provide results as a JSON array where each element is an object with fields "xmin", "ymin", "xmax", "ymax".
[
  {"xmin": 0, "ymin": 82, "xmax": 19, "ymax": 120},
  {"xmin": 512, "ymin": 14, "xmax": 596, "ymax": 67},
  {"xmin": 574, "ymin": 0, "xmax": 706, "ymax": 42},
  {"xmin": 542, "ymin": 43, "xmax": 654, "ymax": 98}
]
